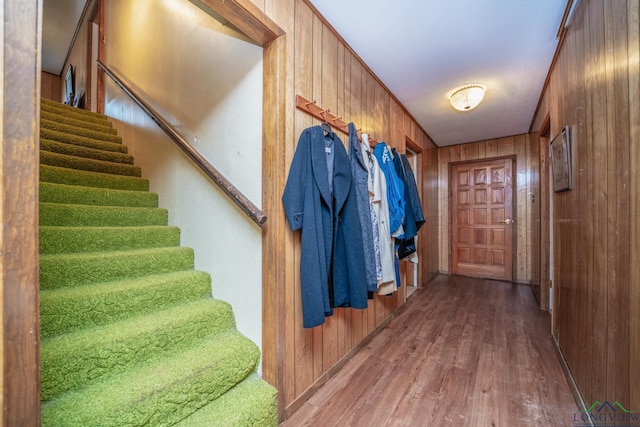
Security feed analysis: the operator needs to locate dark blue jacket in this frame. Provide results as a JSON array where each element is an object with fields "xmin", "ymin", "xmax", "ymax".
[{"xmin": 283, "ymin": 126, "xmax": 368, "ymax": 328}]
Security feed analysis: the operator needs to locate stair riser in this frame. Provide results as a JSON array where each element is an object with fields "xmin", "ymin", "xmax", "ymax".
[
  {"xmin": 41, "ymin": 99, "xmax": 112, "ymax": 124},
  {"xmin": 40, "ymin": 128, "xmax": 126, "ymax": 153},
  {"xmin": 40, "ymin": 182, "xmax": 158, "ymax": 208},
  {"xmin": 176, "ymin": 375, "xmax": 278, "ymax": 427},
  {"xmin": 39, "ymin": 226, "xmax": 180, "ymax": 255},
  {"xmin": 41, "ymin": 118, "xmax": 122, "ymax": 144},
  {"xmin": 39, "ymin": 247, "xmax": 194, "ymax": 290},
  {"xmin": 38, "ymin": 99, "xmax": 274, "ymax": 425},
  {"xmin": 40, "ymin": 203, "xmax": 167, "ymax": 227},
  {"xmin": 41, "ymin": 139, "xmax": 134, "ymax": 165},
  {"xmin": 41, "ymin": 110, "xmax": 117, "ymax": 135},
  {"xmin": 40, "ymin": 165, "xmax": 149, "ymax": 192},
  {"xmin": 41, "ymin": 151, "xmax": 141, "ymax": 177}
]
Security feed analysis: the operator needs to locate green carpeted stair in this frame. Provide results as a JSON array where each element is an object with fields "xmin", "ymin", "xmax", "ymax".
[{"xmin": 39, "ymin": 98, "xmax": 277, "ymax": 426}]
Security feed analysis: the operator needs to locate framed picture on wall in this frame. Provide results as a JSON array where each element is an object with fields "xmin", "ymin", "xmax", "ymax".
[{"xmin": 550, "ymin": 126, "xmax": 571, "ymax": 192}]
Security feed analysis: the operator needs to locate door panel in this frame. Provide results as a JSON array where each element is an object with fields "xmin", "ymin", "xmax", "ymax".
[{"xmin": 452, "ymin": 158, "xmax": 514, "ymax": 281}]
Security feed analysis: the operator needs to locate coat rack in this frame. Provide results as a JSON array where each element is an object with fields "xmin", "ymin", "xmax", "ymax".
[{"xmin": 295, "ymin": 95, "xmax": 377, "ymax": 145}]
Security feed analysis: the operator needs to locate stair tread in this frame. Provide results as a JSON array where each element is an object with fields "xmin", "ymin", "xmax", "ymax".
[
  {"xmin": 40, "ymin": 270, "xmax": 212, "ymax": 339},
  {"xmin": 41, "ymin": 118, "xmax": 121, "ymax": 143},
  {"xmin": 40, "ymin": 138, "xmax": 134, "ymax": 164},
  {"xmin": 38, "ymin": 99, "xmax": 276, "ymax": 425},
  {"xmin": 40, "ymin": 128, "xmax": 126, "ymax": 153},
  {"xmin": 41, "ymin": 98, "xmax": 111, "ymax": 123},
  {"xmin": 41, "ymin": 110, "xmax": 116, "ymax": 135},
  {"xmin": 41, "ymin": 330, "xmax": 259, "ymax": 427},
  {"xmin": 39, "ymin": 246, "xmax": 194, "ymax": 290}
]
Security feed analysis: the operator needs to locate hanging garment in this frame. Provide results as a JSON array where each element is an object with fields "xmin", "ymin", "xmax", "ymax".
[
  {"xmin": 282, "ymin": 125, "xmax": 368, "ymax": 328},
  {"xmin": 392, "ymin": 148, "xmax": 418, "ymax": 242},
  {"xmin": 363, "ymin": 136, "xmax": 395, "ymax": 291},
  {"xmin": 373, "ymin": 143, "xmax": 405, "ymax": 238},
  {"xmin": 348, "ymin": 123, "xmax": 378, "ymax": 293},
  {"xmin": 400, "ymin": 152, "xmax": 425, "ymax": 263},
  {"xmin": 371, "ymin": 142, "xmax": 400, "ymax": 294},
  {"xmin": 399, "ymin": 152, "xmax": 425, "ymax": 231}
]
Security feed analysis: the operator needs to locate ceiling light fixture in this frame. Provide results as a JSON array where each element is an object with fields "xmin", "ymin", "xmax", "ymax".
[{"xmin": 449, "ymin": 84, "xmax": 486, "ymax": 111}]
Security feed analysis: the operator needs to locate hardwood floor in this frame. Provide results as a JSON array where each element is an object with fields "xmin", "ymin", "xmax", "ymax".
[{"xmin": 280, "ymin": 274, "xmax": 578, "ymax": 426}]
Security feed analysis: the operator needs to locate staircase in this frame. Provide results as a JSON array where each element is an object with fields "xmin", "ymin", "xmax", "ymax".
[{"xmin": 39, "ymin": 98, "xmax": 277, "ymax": 426}]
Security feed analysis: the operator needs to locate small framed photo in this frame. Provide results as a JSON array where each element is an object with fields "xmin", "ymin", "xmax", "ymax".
[{"xmin": 550, "ymin": 126, "xmax": 571, "ymax": 192}]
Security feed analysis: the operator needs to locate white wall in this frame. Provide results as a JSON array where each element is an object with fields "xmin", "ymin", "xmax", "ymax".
[{"xmin": 102, "ymin": 0, "xmax": 264, "ymax": 360}]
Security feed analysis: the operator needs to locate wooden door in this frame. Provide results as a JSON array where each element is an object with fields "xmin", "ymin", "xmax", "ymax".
[{"xmin": 451, "ymin": 158, "xmax": 514, "ymax": 281}]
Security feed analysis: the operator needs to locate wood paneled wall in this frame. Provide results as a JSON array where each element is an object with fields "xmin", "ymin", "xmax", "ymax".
[
  {"xmin": 41, "ymin": 71, "xmax": 62, "ymax": 102},
  {"xmin": 530, "ymin": 0, "xmax": 639, "ymax": 412},
  {"xmin": 437, "ymin": 134, "xmax": 540, "ymax": 284},
  {"xmin": 258, "ymin": 0, "xmax": 439, "ymax": 417}
]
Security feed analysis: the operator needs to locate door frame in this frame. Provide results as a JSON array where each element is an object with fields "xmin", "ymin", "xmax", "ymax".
[
  {"xmin": 448, "ymin": 155, "xmax": 517, "ymax": 281},
  {"xmin": 538, "ymin": 116, "xmax": 552, "ymax": 314},
  {"xmin": 403, "ymin": 137, "xmax": 423, "ymax": 299}
]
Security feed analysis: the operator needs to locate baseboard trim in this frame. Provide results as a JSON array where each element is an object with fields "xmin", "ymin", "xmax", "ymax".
[{"xmin": 551, "ymin": 334, "xmax": 593, "ymax": 427}]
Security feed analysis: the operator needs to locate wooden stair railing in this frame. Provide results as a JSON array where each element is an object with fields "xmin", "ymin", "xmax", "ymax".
[{"xmin": 97, "ymin": 60, "xmax": 266, "ymax": 226}]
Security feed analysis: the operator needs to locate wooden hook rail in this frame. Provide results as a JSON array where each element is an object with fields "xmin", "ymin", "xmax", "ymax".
[{"xmin": 295, "ymin": 95, "xmax": 377, "ymax": 145}]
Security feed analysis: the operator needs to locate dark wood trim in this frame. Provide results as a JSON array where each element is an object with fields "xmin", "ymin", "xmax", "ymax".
[
  {"xmin": 405, "ymin": 136, "xmax": 423, "ymax": 154},
  {"xmin": 196, "ymin": 0, "xmax": 284, "ymax": 47},
  {"xmin": 261, "ymin": 34, "xmax": 288, "ymax": 419},
  {"xmin": 551, "ymin": 334, "xmax": 592, "ymax": 426},
  {"xmin": 2, "ymin": 0, "xmax": 42, "ymax": 425},
  {"xmin": 97, "ymin": 61, "xmax": 267, "ymax": 226},
  {"xmin": 96, "ymin": 0, "xmax": 105, "ymax": 114},
  {"xmin": 537, "ymin": 115, "xmax": 551, "ymax": 313}
]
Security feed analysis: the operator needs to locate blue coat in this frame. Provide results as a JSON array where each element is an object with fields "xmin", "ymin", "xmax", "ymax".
[
  {"xmin": 283, "ymin": 126, "xmax": 368, "ymax": 328},
  {"xmin": 373, "ymin": 143, "xmax": 405, "ymax": 237}
]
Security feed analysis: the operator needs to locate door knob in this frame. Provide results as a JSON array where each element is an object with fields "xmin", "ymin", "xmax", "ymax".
[{"xmin": 500, "ymin": 218, "xmax": 513, "ymax": 224}]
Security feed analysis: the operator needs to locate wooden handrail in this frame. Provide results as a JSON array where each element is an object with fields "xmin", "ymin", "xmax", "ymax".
[{"xmin": 97, "ymin": 61, "xmax": 266, "ymax": 226}]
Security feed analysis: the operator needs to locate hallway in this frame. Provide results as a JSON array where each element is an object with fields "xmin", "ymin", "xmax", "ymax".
[{"xmin": 281, "ymin": 274, "xmax": 577, "ymax": 426}]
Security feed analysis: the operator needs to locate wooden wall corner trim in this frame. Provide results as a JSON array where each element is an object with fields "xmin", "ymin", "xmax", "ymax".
[
  {"xmin": 2, "ymin": 0, "xmax": 42, "ymax": 425},
  {"xmin": 261, "ymin": 33, "xmax": 288, "ymax": 420},
  {"xmin": 197, "ymin": 0, "xmax": 285, "ymax": 47}
]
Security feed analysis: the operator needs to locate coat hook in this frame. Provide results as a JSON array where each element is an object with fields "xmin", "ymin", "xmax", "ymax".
[{"xmin": 304, "ymin": 99, "xmax": 316, "ymax": 106}]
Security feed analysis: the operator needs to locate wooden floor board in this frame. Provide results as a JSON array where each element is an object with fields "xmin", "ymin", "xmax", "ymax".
[{"xmin": 281, "ymin": 275, "xmax": 577, "ymax": 426}]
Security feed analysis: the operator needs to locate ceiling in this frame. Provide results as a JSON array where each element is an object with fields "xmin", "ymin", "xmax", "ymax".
[
  {"xmin": 307, "ymin": 0, "xmax": 569, "ymax": 146},
  {"xmin": 42, "ymin": 0, "xmax": 88, "ymax": 76},
  {"xmin": 42, "ymin": 0, "xmax": 570, "ymax": 147}
]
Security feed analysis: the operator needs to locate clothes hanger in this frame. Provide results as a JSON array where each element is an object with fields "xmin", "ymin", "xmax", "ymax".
[{"xmin": 321, "ymin": 111, "xmax": 332, "ymax": 136}]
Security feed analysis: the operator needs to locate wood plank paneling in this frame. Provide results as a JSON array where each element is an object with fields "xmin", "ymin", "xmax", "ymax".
[
  {"xmin": 531, "ymin": 0, "xmax": 640, "ymax": 413},
  {"xmin": 266, "ymin": 0, "xmax": 439, "ymax": 416},
  {"xmin": 291, "ymin": 0, "xmax": 314, "ymax": 403}
]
